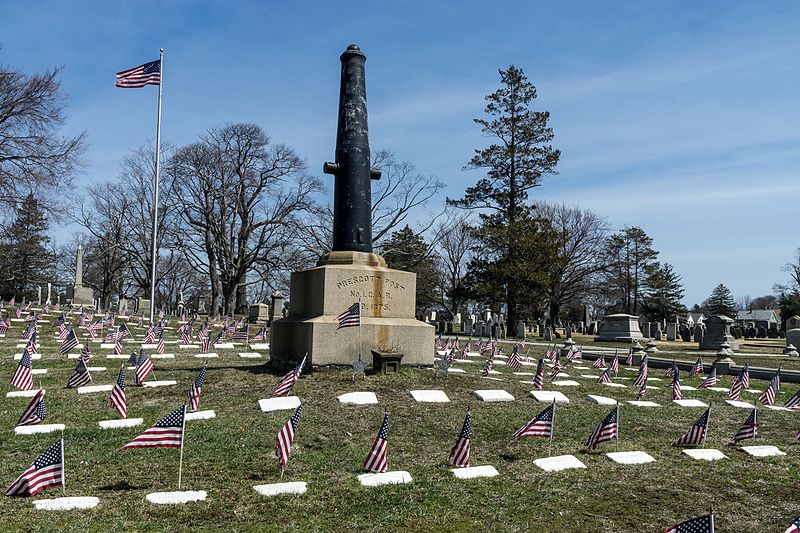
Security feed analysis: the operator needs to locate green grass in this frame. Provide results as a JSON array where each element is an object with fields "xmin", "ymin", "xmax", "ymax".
[{"xmin": 2, "ymin": 321, "xmax": 800, "ymax": 532}]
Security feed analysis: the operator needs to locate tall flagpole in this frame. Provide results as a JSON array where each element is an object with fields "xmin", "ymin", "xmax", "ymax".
[{"xmin": 149, "ymin": 48, "xmax": 164, "ymax": 323}]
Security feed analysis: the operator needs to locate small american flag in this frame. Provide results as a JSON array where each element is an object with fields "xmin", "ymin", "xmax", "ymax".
[
  {"xmin": 113, "ymin": 338, "xmax": 123, "ymax": 355},
  {"xmin": 25, "ymin": 332, "xmax": 38, "ymax": 354},
  {"xmin": 156, "ymin": 331, "xmax": 165, "ymax": 354},
  {"xmin": 597, "ymin": 367, "xmax": 613, "ymax": 384},
  {"xmin": 17, "ymin": 388, "xmax": 46, "ymax": 426},
  {"xmin": 143, "ymin": 326, "xmax": 155, "ymax": 344},
  {"xmin": 690, "ymin": 357, "xmax": 703, "ymax": 376},
  {"xmin": 532, "ymin": 358, "xmax": 545, "ymax": 391},
  {"xmin": 636, "ymin": 376, "xmax": 648, "ymax": 399},
  {"xmin": 480, "ymin": 354, "xmax": 494, "ymax": 377},
  {"xmin": 110, "ymin": 366, "xmax": 127, "ymax": 419},
  {"xmin": 625, "ymin": 347, "xmax": 633, "ymax": 366},
  {"xmin": 784, "ymin": 389, "xmax": 800, "ymax": 409},
  {"xmin": 80, "ymin": 344, "xmax": 91, "ymax": 363},
  {"xmin": 362, "ymin": 411, "xmax": 389, "ymax": 473},
  {"xmin": 274, "ymin": 356, "xmax": 306, "ymax": 397},
  {"xmin": 665, "ymin": 361, "xmax": 676, "ymax": 378},
  {"xmin": 187, "ymin": 365, "xmax": 207, "ymax": 412},
  {"xmin": 513, "ymin": 402, "xmax": 554, "ymax": 442},
  {"xmin": 231, "ymin": 324, "xmax": 249, "ymax": 343},
  {"xmin": 134, "ymin": 352, "xmax": 154, "ymax": 385},
  {"xmin": 610, "ymin": 351, "xmax": 619, "ymax": 375},
  {"xmin": 592, "ymin": 355, "xmax": 606, "ymax": 369},
  {"xmin": 740, "ymin": 362, "xmax": 750, "ymax": 388},
  {"xmin": 336, "ymin": 303, "xmax": 361, "ymax": 330},
  {"xmin": 276, "ymin": 402, "xmax": 304, "ymax": 467},
  {"xmin": 66, "ymin": 358, "xmax": 92, "ymax": 388},
  {"xmin": 728, "ymin": 376, "xmax": 743, "ymax": 401},
  {"xmin": 116, "ymin": 59, "xmax": 161, "ymax": 88},
  {"xmin": 121, "ymin": 404, "xmax": 185, "ymax": 450},
  {"xmin": 633, "ymin": 358, "xmax": 648, "ymax": 388},
  {"xmin": 252, "ymin": 326, "xmax": 268, "ymax": 342},
  {"xmin": 662, "ymin": 513, "xmax": 714, "ymax": 533},
  {"xmin": 731, "ymin": 408, "xmax": 758, "ymax": 444},
  {"xmin": 785, "ymin": 516, "xmax": 800, "ymax": 533},
  {"xmin": 673, "ymin": 408, "xmax": 710, "ymax": 446},
  {"xmin": 759, "ymin": 370, "xmax": 780, "ymax": 406},
  {"xmin": 585, "ymin": 406, "xmax": 618, "ymax": 450},
  {"xmin": 448, "ymin": 411, "xmax": 472, "ymax": 467},
  {"xmin": 5, "ymin": 439, "xmax": 64, "ymax": 497},
  {"xmin": 11, "ymin": 350, "xmax": 34, "ymax": 391},
  {"xmin": 507, "ymin": 347, "xmax": 522, "ymax": 371},
  {"xmin": 59, "ymin": 329, "xmax": 79, "ymax": 355},
  {"xmin": 698, "ymin": 368, "xmax": 718, "ymax": 389},
  {"xmin": 672, "ymin": 369, "xmax": 682, "ymax": 400},
  {"xmin": 201, "ymin": 332, "xmax": 211, "ymax": 354}
]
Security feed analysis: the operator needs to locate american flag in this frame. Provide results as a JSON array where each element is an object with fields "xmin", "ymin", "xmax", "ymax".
[
  {"xmin": 729, "ymin": 376, "xmax": 743, "ymax": 401},
  {"xmin": 143, "ymin": 326, "xmax": 155, "ymax": 344},
  {"xmin": 585, "ymin": 406, "xmax": 618, "ymax": 450},
  {"xmin": 592, "ymin": 355, "xmax": 606, "ymax": 369},
  {"xmin": 448, "ymin": 411, "xmax": 472, "ymax": 467},
  {"xmin": 731, "ymin": 408, "xmax": 758, "ymax": 444},
  {"xmin": 252, "ymin": 326, "xmax": 268, "ymax": 342},
  {"xmin": 134, "ymin": 352, "xmax": 154, "ymax": 385},
  {"xmin": 571, "ymin": 346, "xmax": 583, "ymax": 360},
  {"xmin": 625, "ymin": 347, "xmax": 633, "ymax": 366},
  {"xmin": 532, "ymin": 358, "xmax": 545, "ymax": 391},
  {"xmin": 785, "ymin": 516, "xmax": 800, "ymax": 533},
  {"xmin": 740, "ymin": 362, "xmax": 750, "ymax": 388},
  {"xmin": 232, "ymin": 324, "xmax": 249, "ymax": 343},
  {"xmin": 156, "ymin": 331, "xmax": 165, "ymax": 354},
  {"xmin": 662, "ymin": 513, "xmax": 714, "ymax": 533},
  {"xmin": 110, "ymin": 366, "xmax": 127, "ymax": 419},
  {"xmin": 513, "ymin": 402, "xmax": 554, "ymax": 442},
  {"xmin": 672, "ymin": 368, "xmax": 682, "ymax": 400},
  {"xmin": 673, "ymin": 408, "xmax": 710, "ymax": 446},
  {"xmin": 276, "ymin": 402, "xmax": 304, "ymax": 467},
  {"xmin": 274, "ymin": 356, "xmax": 306, "ymax": 396},
  {"xmin": 59, "ymin": 329, "xmax": 79, "ymax": 355},
  {"xmin": 17, "ymin": 388, "xmax": 46, "ymax": 426},
  {"xmin": 549, "ymin": 357, "xmax": 564, "ymax": 380},
  {"xmin": 610, "ymin": 351, "xmax": 619, "ymax": 375},
  {"xmin": 25, "ymin": 332, "xmax": 38, "ymax": 355},
  {"xmin": 113, "ymin": 337, "xmax": 124, "ymax": 355},
  {"xmin": 699, "ymin": 368, "xmax": 718, "ymax": 389},
  {"xmin": 57, "ymin": 323, "xmax": 69, "ymax": 342},
  {"xmin": 11, "ymin": 350, "xmax": 34, "ymax": 390},
  {"xmin": 181, "ymin": 325, "xmax": 192, "ymax": 345},
  {"xmin": 22, "ymin": 321, "xmax": 36, "ymax": 340},
  {"xmin": 636, "ymin": 376, "xmax": 648, "ymax": 399},
  {"xmin": 4, "ymin": 439, "xmax": 64, "ymax": 497},
  {"xmin": 480, "ymin": 354, "xmax": 494, "ymax": 377},
  {"xmin": 507, "ymin": 347, "xmax": 522, "ymax": 371},
  {"xmin": 121, "ymin": 405, "xmax": 186, "ymax": 450},
  {"xmin": 210, "ymin": 329, "xmax": 225, "ymax": 347},
  {"xmin": 187, "ymin": 365, "xmax": 207, "ymax": 412},
  {"xmin": 362, "ymin": 411, "xmax": 389, "ymax": 473},
  {"xmin": 118, "ymin": 322, "xmax": 131, "ymax": 339},
  {"xmin": 66, "ymin": 358, "xmax": 92, "ymax": 388},
  {"xmin": 784, "ymin": 389, "xmax": 800, "ymax": 409},
  {"xmin": 115, "ymin": 59, "xmax": 161, "ymax": 88},
  {"xmin": 633, "ymin": 357, "xmax": 648, "ymax": 388},
  {"xmin": 759, "ymin": 370, "xmax": 780, "ymax": 406},
  {"xmin": 336, "ymin": 303, "xmax": 361, "ymax": 330},
  {"xmin": 691, "ymin": 357, "xmax": 703, "ymax": 376},
  {"xmin": 597, "ymin": 367, "xmax": 613, "ymax": 384},
  {"xmin": 201, "ymin": 332, "xmax": 211, "ymax": 354},
  {"xmin": 665, "ymin": 361, "xmax": 676, "ymax": 378}
]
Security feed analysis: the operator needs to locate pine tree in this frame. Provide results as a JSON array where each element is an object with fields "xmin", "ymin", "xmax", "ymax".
[
  {"xmin": 0, "ymin": 192, "xmax": 54, "ymax": 300},
  {"xmin": 641, "ymin": 263, "xmax": 687, "ymax": 322},
  {"xmin": 603, "ymin": 226, "xmax": 659, "ymax": 315},
  {"xmin": 380, "ymin": 226, "xmax": 439, "ymax": 314},
  {"xmin": 703, "ymin": 283, "xmax": 737, "ymax": 318}
]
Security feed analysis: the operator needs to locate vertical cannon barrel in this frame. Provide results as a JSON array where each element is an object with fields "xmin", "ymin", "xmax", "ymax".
[{"xmin": 323, "ymin": 44, "xmax": 381, "ymax": 253}]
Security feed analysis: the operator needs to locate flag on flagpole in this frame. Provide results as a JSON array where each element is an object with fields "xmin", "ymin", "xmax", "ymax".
[
  {"xmin": 66, "ymin": 358, "xmax": 92, "ymax": 388},
  {"xmin": 662, "ymin": 513, "xmax": 714, "ymax": 533},
  {"xmin": 759, "ymin": 370, "xmax": 780, "ymax": 406},
  {"xmin": 731, "ymin": 408, "xmax": 758, "ymax": 444},
  {"xmin": 699, "ymin": 367, "xmax": 719, "ymax": 388},
  {"xmin": 116, "ymin": 59, "xmax": 161, "ymax": 88},
  {"xmin": 784, "ymin": 389, "xmax": 800, "ymax": 409},
  {"xmin": 336, "ymin": 303, "xmax": 361, "ymax": 330},
  {"xmin": 276, "ymin": 402, "xmax": 304, "ymax": 467},
  {"xmin": 610, "ymin": 351, "xmax": 619, "ymax": 375},
  {"xmin": 597, "ymin": 367, "xmax": 613, "ymax": 384},
  {"xmin": 17, "ymin": 388, "xmax": 46, "ymax": 426},
  {"xmin": 740, "ymin": 362, "xmax": 750, "ymax": 388},
  {"xmin": 110, "ymin": 366, "xmax": 127, "ymax": 419},
  {"xmin": 362, "ymin": 411, "xmax": 389, "ymax": 473},
  {"xmin": 785, "ymin": 516, "xmax": 800, "ymax": 533},
  {"xmin": 11, "ymin": 350, "xmax": 34, "ymax": 391},
  {"xmin": 134, "ymin": 352, "xmax": 154, "ymax": 385},
  {"xmin": 513, "ymin": 402, "xmax": 554, "ymax": 442},
  {"xmin": 532, "ymin": 358, "xmax": 545, "ymax": 391},
  {"xmin": 187, "ymin": 365, "xmax": 207, "ymax": 412},
  {"xmin": 592, "ymin": 355, "xmax": 606, "ymax": 369},
  {"xmin": 507, "ymin": 347, "xmax": 522, "ymax": 371},
  {"xmin": 673, "ymin": 408, "xmax": 710, "ymax": 446},
  {"xmin": 156, "ymin": 331, "xmax": 165, "ymax": 354},
  {"xmin": 448, "ymin": 411, "xmax": 472, "ymax": 467},
  {"xmin": 59, "ymin": 329, "xmax": 79, "ymax": 355},
  {"xmin": 4, "ymin": 439, "xmax": 64, "ymax": 497},
  {"xmin": 274, "ymin": 356, "xmax": 306, "ymax": 397},
  {"xmin": 636, "ymin": 375, "xmax": 648, "ymax": 399},
  {"xmin": 690, "ymin": 357, "xmax": 703, "ymax": 376},
  {"xmin": 121, "ymin": 405, "xmax": 185, "ymax": 450},
  {"xmin": 585, "ymin": 407, "xmax": 618, "ymax": 450},
  {"xmin": 672, "ymin": 368, "xmax": 682, "ymax": 400}
]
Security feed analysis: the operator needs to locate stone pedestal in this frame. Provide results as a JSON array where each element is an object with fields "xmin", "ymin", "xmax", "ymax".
[
  {"xmin": 66, "ymin": 284, "xmax": 93, "ymax": 306},
  {"xmin": 700, "ymin": 315, "xmax": 739, "ymax": 351},
  {"xmin": 248, "ymin": 303, "xmax": 269, "ymax": 324},
  {"xmin": 594, "ymin": 314, "xmax": 645, "ymax": 342},
  {"xmin": 270, "ymin": 252, "xmax": 434, "ymax": 367}
]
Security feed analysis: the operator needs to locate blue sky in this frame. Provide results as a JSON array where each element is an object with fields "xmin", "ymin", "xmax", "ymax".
[{"xmin": 2, "ymin": 1, "xmax": 798, "ymax": 306}]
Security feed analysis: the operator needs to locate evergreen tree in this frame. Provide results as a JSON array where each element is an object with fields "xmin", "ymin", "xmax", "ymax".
[
  {"xmin": 380, "ymin": 226, "xmax": 439, "ymax": 314},
  {"xmin": 0, "ymin": 192, "xmax": 54, "ymax": 300},
  {"xmin": 602, "ymin": 226, "xmax": 659, "ymax": 315},
  {"xmin": 640, "ymin": 263, "xmax": 687, "ymax": 322},
  {"xmin": 703, "ymin": 283, "xmax": 737, "ymax": 318},
  {"xmin": 448, "ymin": 65, "xmax": 560, "ymax": 331}
]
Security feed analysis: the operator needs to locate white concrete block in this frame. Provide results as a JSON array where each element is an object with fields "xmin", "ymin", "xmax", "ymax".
[
  {"xmin": 512, "ymin": 372, "xmax": 533, "ymax": 376},
  {"xmin": 683, "ymin": 448, "xmax": 727, "ymax": 461},
  {"xmin": 552, "ymin": 380, "xmax": 579, "ymax": 387},
  {"xmin": 77, "ymin": 385, "xmax": 113, "ymax": 394},
  {"xmin": 357, "ymin": 471, "xmax": 412, "ymax": 487},
  {"xmin": 142, "ymin": 380, "xmax": 178, "ymax": 388},
  {"xmin": 253, "ymin": 482, "xmax": 307, "ymax": 497},
  {"xmin": 196, "ymin": 352, "xmax": 218, "ymax": 358},
  {"xmin": 15, "ymin": 423, "xmax": 65, "ymax": 435},
  {"xmin": 99, "ymin": 418, "xmax": 144, "ymax": 429},
  {"xmin": 87, "ymin": 367, "xmax": 106, "ymax": 372},
  {"xmin": 745, "ymin": 389, "xmax": 761, "ymax": 394},
  {"xmin": 239, "ymin": 352, "xmax": 262, "ymax": 358},
  {"xmin": 725, "ymin": 400, "xmax": 755, "ymax": 409},
  {"xmin": 764, "ymin": 405, "xmax": 792, "ymax": 412},
  {"xmin": 587, "ymin": 395, "xmax": 618, "ymax": 406},
  {"xmin": 14, "ymin": 353, "xmax": 41, "ymax": 360},
  {"xmin": 534, "ymin": 454, "xmax": 586, "ymax": 472},
  {"xmin": 741, "ymin": 445, "xmax": 786, "ymax": 457},
  {"xmin": 249, "ymin": 343, "xmax": 270, "ymax": 350},
  {"xmin": 529, "ymin": 391, "xmax": 570, "ymax": 404},
  {"xmin": 178, "ymin": 344, "xmax": 200, "ymax": 349},
  {"xmin": 33, "ymin": 496, "xmax": 99, "ymax": 511},
  {"xmin": 606, "ymin": 451, "xmax": 655, "ymax": 465},
  {"xmin": 450, "ymin": 465, "xmax": 499, "ymax": 479},
  {"xmin": 472, "ymin": 389, "xmax": 514, "ymax": 402},
  {"xmin": 31, "ymin": 369, "xmax": 47, "ymax": 375},
  {"xmin": 602, "ymin": 383, "xmax": 627, "ymax": 388},
  {"xmin": 258, "ymin": 396, "xmax": 301, "ymax": 412},
  {"xmin": 410, "ymin": 390, "xmax": 450, "ymax": 403},
  {"xmin": 146, "ymin": 490, "xmax": 207, "ymax": 504},
  {"xmin": 673, "ymin": 399, "xmax": 708, "ymax": 408},
  {"xmin": 6, "ymin": 389, "xmax": 42, "ymax": 398},
  {"xmin": 337, "ymin": 392, "xmax": 378, "ymax": 405},
  {"xmin": 185, "ymin": 410, "xmax": 216, "ymax": 421},
  {"xmin": 447, "ymin": 368, "xmax": 466, "ymax": 374},
  {"xmin": 213, "ymin": 343, "xmax": 234, "ymax": 349},
  {"xmin": 627, "ymin": 401, "xmax": 661, "ymax": 407}
]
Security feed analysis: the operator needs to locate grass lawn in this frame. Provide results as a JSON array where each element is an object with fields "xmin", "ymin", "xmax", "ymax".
[{"xmin": 2, "ymin": 319, "xmax": 800, "ymax": 532}]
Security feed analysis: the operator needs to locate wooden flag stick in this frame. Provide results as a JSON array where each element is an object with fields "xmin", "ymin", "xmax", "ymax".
[
  {"xmin": 615, "ymin": 401, "xmax": 620, "ymax": 452},
  {"xmin": 549, "ymin": 398, "xmax": 556, "ymax": 457},
  {"xmin": 280, "ymin": 465, "xmax": 285, "ymax": 481},
  {"xmin": 702, "ymin": 403, "xmax": 712, "ymax": 448},
  {"xmin": 753, "ymin": 401, "xmax": 758, "ymax": 442},
  {"xmin": 177, "ymin": 404, "xmax": 187, "ymax": 490},
  {"xmin": 61, "ymin": 431, "xmax": 66, "ymax": 495}
]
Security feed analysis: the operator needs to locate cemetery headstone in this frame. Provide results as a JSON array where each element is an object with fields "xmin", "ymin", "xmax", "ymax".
[
  {"xmin": 700, "ymin": 315, "xmax": 738, "ymax": 351},
  {"xmin": 666, "ymin": 322, "xmax": 677, "ymax": 341},
  {"xmin": 594, "ymin": 314, "xmax": 645, "ymax": 342}
]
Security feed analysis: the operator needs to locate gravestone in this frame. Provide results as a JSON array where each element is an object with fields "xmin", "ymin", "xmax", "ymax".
[
  {"xmin": 594, "ymin": 314, "xmax": 645, "ymax": 342},
  {"xmin": 66, "ymin": 244, "xmax": 94, "ymax": 306},
  {"xmin": 786, "ymin": 329, "xmax": 800, "ymax": 351},
  {"xmin": 787, "ymin": 316, "xmax": 800, "ymax": 331},
  {"xmin": 136, "ymin": 298, "xmax": 151, "ymax": 318},
  {"xmin": 666, "ymin": 322, "xmax": 677, "ymax": 341},
  {"xmin": 543, "ymin": 326, "xmax": 553, "ymax": 341},
  {"xmin": 649, "ymin": 323, "xmax": 659, "ymax": 339},
  {"xmin": 694, "ymin": 325, "xmax": 704, "ymax": 343},
  {"xmin": 679, "ymin": 325, "xmax": 691, "ymax": 341},
  {"xmin": 565, "ymin": 325, "xmax": 572, "ymax": 339},
  {"xmin": 270, "ymin": 45, "xmax": 434, "ymax": 367},
  {"xmin": 269, "ymin": 291, "xmax": 283, "ymax": 323},
  {"xmin": 517, "ymin": 323, "xmax": 526, "ymax": 339},
  {"xmin": 248, "ymin": 303, "xmax": 269, "ymax": 324},
  {"xmin": 699, "ymin": 315, "xmax": 738, "ymax": 351}
]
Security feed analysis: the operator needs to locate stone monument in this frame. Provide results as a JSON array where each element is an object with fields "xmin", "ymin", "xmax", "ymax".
[
  {"xmin": 66, "ymin": 244, "xmax": 93, "ymax": 306},
  {"xmin": 594, "ymin": 313, "xmax": 645, "ymax": 342},
  {"xmin": 699, "ymin": 315, "xmax": 739, "ymax": 351},
  {"xmin": 270, "ymin": 44, "xmax": 434, "ymax": 367}
]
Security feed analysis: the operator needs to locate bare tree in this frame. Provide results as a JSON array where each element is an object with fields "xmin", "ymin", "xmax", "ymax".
[
  {"xmin": 0, "ymin": 65, "xmax": 85, "ymax": 214},
  {"xmin": 433, "ymin": 212, "xmax": 473, "ymax": 319}
]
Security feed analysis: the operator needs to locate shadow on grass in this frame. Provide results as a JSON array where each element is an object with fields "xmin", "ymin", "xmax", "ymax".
[{"xmin": 98, "ymin": 480, "xmax": 147, "ymax": 491}]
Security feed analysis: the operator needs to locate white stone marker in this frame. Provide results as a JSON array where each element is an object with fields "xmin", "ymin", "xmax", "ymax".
[
  {"xmin": 740, "ymin": 445, "xmax": 785, "ymax": 457},
  {"xmin": 86, "ymin": 367, "xmax": 106, "ymax": 372},
  {"xmin": 602, "ymin": 383, "xmax": 627, "ymax": 388},
  {"xmin": 151, "ymin": 353, "xmax": 175, "ymax": 359},
  {"xmin": 100, "ymin": 343, "xmax": 116, "ymax": 349},
  {"xmin": 745, "ymin": 389, "xmax": 761, "ymax": 394},
  {"xmin": 673, "ymin": 399, "xmax": 708, "ymax": 408},
  {"xmin": 447, "ymin": 368, "xmax": 466, "ymax": 374},
  {"xmin": 552, "ymin": 380, "xmax": 579, "ymax": 387},
  {"xmin": 357, "ymin": 471, "xmax": 412, "ymax": 487},
  {"xmin": 606, "ymin": 451, "xmax": 655, "ymax": 465},
  {"xmin": 472, "ymin": 390, "xmax": 515, "ymax": 402},
  {"xmin": 106, "ymin": 354, "xmax": 128, "ymax": 359},
  {"xmin": 77, "ymin": 384, "xmax": 114, "ymax": 394},
  {"xmin": 410, "ymin": 390, "xmax": 450, "ymax": 403},
  {"xmin": 764, "ymin": 405, "xmax": 792, "ymax": 412},
  {"xmin": 250, "ymin": 343, "xmax": 270, "ymax": 350},
  {"xmin": 33, "ymin": 496, "xmax": 99, "ymax": 511},
  {"xmin": 99, "ymin": 418, "xmax": 144, "ymax": 429},
  {"xmin": 681, "ymin": 385, "xmax": 697, "ymax": 391},
  {"xmin": 31, "ymin": 369, "xmax": 47, "ymax": 375},
  {"xmin": 707, "ymin": 387, "xmax": 729, "ymax": 393},
  {"xmin": 185, "ymin": 410, "xmax": 216, "ymax": 421},
  {"xmin": 259, "ymin": 396, "xmax": 301, "ymax": 412},
  {"xmin": 253, "ymin": 482, "xmax": 308, "ymax": 497},
  {"xmin": 725, "ymin": 400, "xmax": 754, "ymax": 409},
  {"xmin": 627, "ymin": 401, "xmax": 660, "ymax": 407},
  {"xmin": 513, "ymin": 372, "xmax": 534, "ymax": 376},
  {"xmin": 587, "ymin": 395, "xmax": 618, "ymax": 406},
  {"xmin": 337, "ymin": 392, "xmax": 378, "ymax": 405},
  {"xmin": 15, "ymin": 424, "xmax": 65, "ymax": 435},
  {"xmin": 140, "ymin": 343, "xmax": 158, "ymax": 349},
  {"xmin": 142, "ymin": 380, "xmax": 178, "ymax": 388},
  {"xmin": 534, "ymin": 454, "xmax": 586, "ymax": 472},
  {"xmin": 178, "ymin": 344, "xmax": 200, "ymax": 349},
  {"xmin": 6, "ymin": 389, "xmax": 42, "ymax": 398},
  {"xmin": 683, "ymin": 449, "xmax": 727, "ymax": 461},
  {"xmin": 530, "ymin": 391, "xmax": 570, "ymax": 404},
  {"xmin": 146, "ymin": 490, "xmax": 207, "ymax": 504},
  {"xmin": 239, "ymin": 352, "xmax": 262, "ymax": 358},
  {"xmin": 451, "ymin": 465, "xmax": 499, "ymax": 480},
  {"xmin": 196, "ymin": 353, "xmax": 218, "ymax": 358},
  {"xmin": 213, "ymin": 343, "xmax": 235, "ymax": 349},
  {"xmin": 14, "ymin": 353, "xmax": 41, "ymax": 360},
  {"xmin": 646, "ymin": 377, "xmax": 662, "ymax": 382}
]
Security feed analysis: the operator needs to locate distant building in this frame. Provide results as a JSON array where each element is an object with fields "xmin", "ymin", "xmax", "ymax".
[
  {"xmin": 686, "ymin": 313, "xmax": 705, "ymax": 327},
  {"xmin": 735, "ymin": 309, "xmax": 780, "ymax": 330}
]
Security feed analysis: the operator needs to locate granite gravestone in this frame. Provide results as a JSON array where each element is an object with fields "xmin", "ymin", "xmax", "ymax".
[
  {"xmin": 594, "ymin": 314, "xmax": 645, "ymax": 342},
  {"xmin": 66, "ymin": 244, "xmax": 93, "ymax": 306}
]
